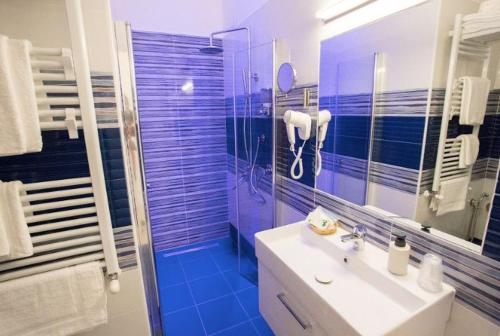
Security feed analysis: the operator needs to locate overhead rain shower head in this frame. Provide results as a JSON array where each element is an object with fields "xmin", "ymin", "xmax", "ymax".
[
  {"xmin": 199, "ymin": 44, "xmax": 224, "ymax": 54},
  {"xmin": 200, "ymin": 27, "xmax": 250, "ymax": 55}
]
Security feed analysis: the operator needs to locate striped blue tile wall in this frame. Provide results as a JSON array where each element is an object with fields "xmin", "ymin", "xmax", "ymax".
[
  {"xmin": 483, "ymin": 89, "xmax": 500, "ymax": 261},
  {"xmin": 369, "ymin": 90, "xmax": 429, "ymax": 193},
  {"xmin": 318, "ymin": 89, "xmax": 429, "ymax": 194},
  {"xmin": 132, "ymin": 31, "xmax": 229, "ymax": 252}
]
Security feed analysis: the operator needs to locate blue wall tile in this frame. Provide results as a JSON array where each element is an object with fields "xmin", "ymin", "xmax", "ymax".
[
  {"xmin": 371, "ymin": 116, "xmax": 425, "ymax": 170},
  {"xmin": 0, "ymin": 129, "xmax": 131, "ymax": 229},
  {"xmin": 133, "ymin": 30, "xmax": 229, "ymax": 251}
]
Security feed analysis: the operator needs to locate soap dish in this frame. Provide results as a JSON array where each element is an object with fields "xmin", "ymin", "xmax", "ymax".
[{"xmin": 310, "ymin": 223, "xmax": 338, "ymax": 235}]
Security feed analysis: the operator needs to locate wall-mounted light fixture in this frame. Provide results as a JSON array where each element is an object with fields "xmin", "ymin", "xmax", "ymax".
[{"xmin": 316, "ymin": 0, "xmax": 377, "ymax": 22}]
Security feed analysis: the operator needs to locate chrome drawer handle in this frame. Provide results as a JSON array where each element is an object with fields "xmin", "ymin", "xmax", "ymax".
[{"xmin": 277, "ymin": 293, "xmax": 311, "ymax": 330}]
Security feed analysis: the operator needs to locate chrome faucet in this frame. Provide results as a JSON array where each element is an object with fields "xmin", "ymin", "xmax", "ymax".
[{"xmin": 341, "ymin": 224, "xmax": 367, "ymax": 251}]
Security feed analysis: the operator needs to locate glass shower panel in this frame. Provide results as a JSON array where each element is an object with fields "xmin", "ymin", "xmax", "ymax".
[
  {"xmin": 316, "ymin": 53, "xmax": 376, "ymax": 205},
  {"xmin": 233, "ymin": 42, "xmax": 275, "ymax": 283}
]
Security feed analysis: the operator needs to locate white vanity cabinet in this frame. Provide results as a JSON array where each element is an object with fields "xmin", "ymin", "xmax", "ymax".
[
  {"xmin": 256, "ymin": 222, "xmax": 455, "ymax": 336},
  {"xmin": 259, "ymin": 265, "xmax": 329, "ymax": 336}
]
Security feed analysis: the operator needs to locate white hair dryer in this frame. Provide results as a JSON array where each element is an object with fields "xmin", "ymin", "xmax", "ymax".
[
  {"xmin": 283, "ymin": 110, "xmax": 311, "ymax": 180},
  {"xmin": 315, "ymin": 110, "xmax": 332, "ymax": 176}
]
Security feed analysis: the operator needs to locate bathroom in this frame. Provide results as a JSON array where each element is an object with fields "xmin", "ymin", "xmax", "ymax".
[{"xmin": 0, "ymin": 0, "xmax": 499, "ymax": 335}]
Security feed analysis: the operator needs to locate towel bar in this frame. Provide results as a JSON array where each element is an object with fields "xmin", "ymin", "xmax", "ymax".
[
  {"xmin": 430, "ymin": 14, "xmax": 491, "ymax": 211},
  {"xmin": 0, "ymin": 0, "xmax": 120, "ymax": 294},
  {"xmin": 0, "ymin": 176, "xmax": 120, "ymax": 293}
]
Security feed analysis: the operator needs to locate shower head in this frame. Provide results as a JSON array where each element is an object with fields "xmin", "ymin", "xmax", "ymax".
[{"xmin": 199, "ymin": 44, "xmax": 223, "ymax": 54}]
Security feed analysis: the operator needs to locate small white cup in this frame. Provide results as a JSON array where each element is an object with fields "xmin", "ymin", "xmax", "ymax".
[{"xmin": 417, "ymin": 253, "xmax": 443, "ymax": 293}]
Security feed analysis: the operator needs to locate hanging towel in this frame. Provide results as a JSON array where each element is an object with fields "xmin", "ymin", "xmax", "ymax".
[
  {"xmin": 0, "ymin": 35, "xmax": 42, "ymax": 156},
  {"xmin": 435, "ymin": 176, "xmax": 470, "ymax": 216},
  {"xmin": 457, "ymin": 134, "xmax": 480, "ymax": 169},
  {"xmin": 0, "ymin": 35, "xmax": 25, "ymax": 156},
  {"xmin": 0, "ymin": 207, "xmax": 9, "ymax": 258},
  {"xmin": 0, "ymin": 262, "xmax": 108, "ymax": 336},
  {"xmin": 0, "ymin": 181, "xmax": 33, "ymax": 261},
  {"xmin": 479, "ymin": 0, "xmax": 500, "ymax": 14},
  {"xmin": 458, "ymin": 77, "xmax": 490, "ymax": 126},
  {"xmin": 10, "ymin": 38, "xmax": 41, "ymax": 152}
]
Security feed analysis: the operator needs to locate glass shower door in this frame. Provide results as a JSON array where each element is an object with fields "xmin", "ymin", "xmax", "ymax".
[{"xmin": 233, "ymin": 42, "xmax": 275, "ymax": 282}]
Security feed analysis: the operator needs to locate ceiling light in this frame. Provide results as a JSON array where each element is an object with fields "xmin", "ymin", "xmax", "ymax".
[{"xmin": 316, "ymin": 0, "xmax": 376, "ymax": 21}]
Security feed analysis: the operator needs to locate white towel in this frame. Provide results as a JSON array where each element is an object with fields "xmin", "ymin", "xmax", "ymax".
[
  {"xmin": 0, "ymin": 204, "xmax": 9, "ymax": 258},
  {"xmin": 479, "ymin": 0, "xmax": 500, "ymax": 13},
  {"xmin": 0, "ymin": 181, "xmax": 33, "ymax": 261},
  {"xmin": 458, "ymin": 77, "xmax": 490, "ymax": 126},
  {"xmin": 436, "ymin": 176, "xmax": 470, "ymax": 216},
  {"xmin": 0, "ymin": 35, "xmax": 42, "ymax": 156},
  {"xmin": 10, "ymin": 38, "xmax": 41, "ymax": 152},
  {"xmin": 0, "ymin": 35, "xmax": 25, "ymax": 156},
  {"xmin": 0, "ymin": 262, "xmax": 108, "ymax": 336},
  {"xmin": 457, "ymin": 134, "xmax": 479, "ymax": 169}
]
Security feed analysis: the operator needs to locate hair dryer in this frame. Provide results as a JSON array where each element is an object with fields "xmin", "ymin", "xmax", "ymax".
[
  {"xmin": 315, "ymin": 110, "xmax": 332, "ymax": 176},
  {"xmin": 283, "ymin": 110, "xmax": 311, "ymax": 180}
]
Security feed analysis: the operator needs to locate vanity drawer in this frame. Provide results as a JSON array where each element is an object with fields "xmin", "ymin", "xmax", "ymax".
[{"xmin": 259, "ymin": 265, "xmax": 328, "ymax": 336}]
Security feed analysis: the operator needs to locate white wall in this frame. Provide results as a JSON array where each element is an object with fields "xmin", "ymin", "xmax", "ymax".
[
  {"xmin": 223, "ymin": 0, "xmax": 329, "ymax": 85},
  {"xmin": 0, "ymin": 0, "xmax": 113, "ymax": 71},
  {"xmin": 221, "ymin": 0, "xmax": 269, "ymax": 28},
  {"xmin": 109, "ymin": 0, "xmax": 225, "ymax": 36}
]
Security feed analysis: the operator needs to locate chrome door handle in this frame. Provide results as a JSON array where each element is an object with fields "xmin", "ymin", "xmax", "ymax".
[{"xmin": 277, "ymin": 293, "xmax": 311, "ymax": 330}]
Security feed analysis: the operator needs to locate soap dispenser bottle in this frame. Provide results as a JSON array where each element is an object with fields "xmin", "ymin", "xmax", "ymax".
[{"xmin": 388, "ymin": 232, "xmax": 410, "ymax": 276}]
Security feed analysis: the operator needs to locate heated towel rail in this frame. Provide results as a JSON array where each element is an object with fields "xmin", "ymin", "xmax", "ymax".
[
  {"xmin": 0, "ymin": 0, "xmax": 120, "ymax": 293},
  {"xmin": 426, "ymin": 14, "xmax": 493, "ymax": 204}
]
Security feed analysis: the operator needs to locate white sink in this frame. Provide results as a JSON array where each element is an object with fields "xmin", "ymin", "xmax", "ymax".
[{"xmin": 255, "ymin": 221, "xmax": 455, "ymax": 336}]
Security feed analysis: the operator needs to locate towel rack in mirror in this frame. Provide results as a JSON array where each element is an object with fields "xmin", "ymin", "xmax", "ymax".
[{"xmin": 428, "ymin": 14, "xmax": 492, "ymax": 204}]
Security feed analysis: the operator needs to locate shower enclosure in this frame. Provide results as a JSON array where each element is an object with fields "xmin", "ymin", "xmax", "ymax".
[{"xmin": 114, "ymin": 23, "xmax": 278, "ymax": 335}]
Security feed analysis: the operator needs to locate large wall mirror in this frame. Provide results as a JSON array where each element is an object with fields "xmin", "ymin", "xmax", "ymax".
[{"xmin": 315, "ymin": 0, "xmax": 500, "ymax": 261}]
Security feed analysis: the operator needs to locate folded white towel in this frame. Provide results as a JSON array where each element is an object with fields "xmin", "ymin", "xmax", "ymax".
[
  {"xmin": 10, "ymin": 38, "xmax": 41, "ymax": 152},
  {"xmin": 479, "ymin": 0, "xmax": 500, "ymax": 13},
  {"xmin": 458, "ymin": 77, "xmax": 490, "ymax": 126},
  {"xmin": 436, "ymin": 176, "xmax": 470, "ymax": 216},
  {"xmin": 306, "ymin": 206, "xmax": 339, "ymax": 230},
  {"xmin": 457, "ymin": 135, "xmax": 480, "ymax": 168},
  {"xmin": 0, "ymin": 262, "xmax": 108, "ymax": 336},
  {"xmin": 0, "ymin": 181, "xmax": 33, "ymax": 261},
  {"xmin": 0, "ymin": 35, "xmax": 41, "ymax": 156},
  {"xmin": 0, "ymin": 206, "xmax": 9, "ymax": 258},
  {"xmin": 0, "ymin": 35, "xmax": 25, "ymax": 156}
]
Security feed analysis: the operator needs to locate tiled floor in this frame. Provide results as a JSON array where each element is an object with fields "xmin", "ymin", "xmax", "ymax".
[{"xmin": 155, "ymin": 237, "xmax": 274, "ymax": 336}]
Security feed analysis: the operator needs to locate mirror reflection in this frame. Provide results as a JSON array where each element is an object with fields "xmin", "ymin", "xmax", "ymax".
[{"xmin": 316, "ymin": 0, "xmax": 500, "ymax": 260}]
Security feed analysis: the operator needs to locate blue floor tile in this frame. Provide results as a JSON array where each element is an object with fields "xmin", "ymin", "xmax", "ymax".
[
  {"xmin": 213, "ymin": 252, "xmax": 239, "ymax": 271},
  {"xmin": 215, "ymin": 322, "xmax": 258, "ymax": 336},
  {"xmin": 156, "ymin": 262, "xmax": 186, "ymax": 288},
  {"xmin": 222, "ymin": 270, "xmax": 254, "ymax": 292},
  {"xmin": 252, "ymin": 317, "xmax": 274, "ymax": 336},
  {"xmin": 159, "ymin": 282, "xmax": 194, "ymax": 313},
  {"xmin": 183, "ymin": 255, "xmax": 220, "ymax": 281},
  {"xmin": 198, "ymin": 295, "xmax": 248, "ymax": 334},
  {"xmin": 178, "ymin": 248, "xmax": 211, "ymax": 264},
  {"xmin": 209, "ymin": 238, "xmax": 236, "ymax": 256},
  {"xmin": 155, "ymin": 254, "xmax": 179, "ymax": 266},
  {"xmin": 236, "ymin": 286, "xmax": 260, "ymax": 318},
  {"xmin": 163, "ymin": 307, "xmax": 205, "ymax": 336},
  {"xmin": 190, "ymin": 273, "xmax": 232, "ymax": 303}
]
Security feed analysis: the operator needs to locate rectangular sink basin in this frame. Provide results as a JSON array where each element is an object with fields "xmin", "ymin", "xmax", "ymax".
[{"xmin": 255, "ymin": 221, "xmax": 455, "ymax": 336}]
